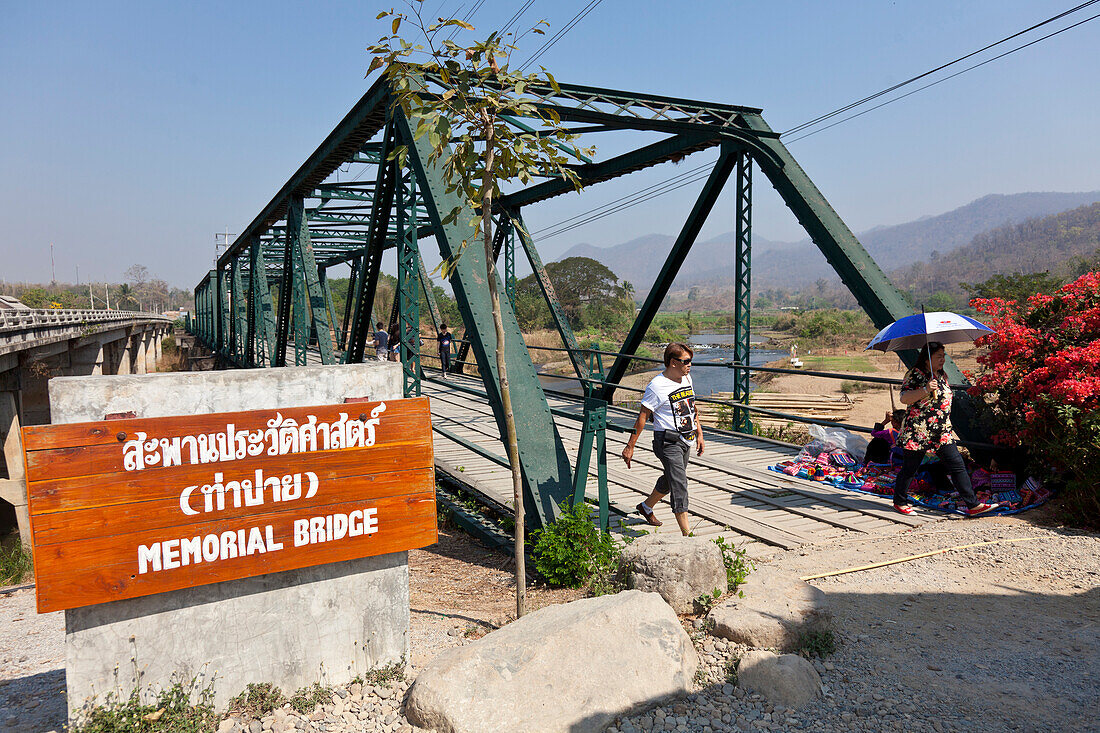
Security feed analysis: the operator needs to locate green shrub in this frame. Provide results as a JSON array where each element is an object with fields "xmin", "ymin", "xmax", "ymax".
[
  {"xmin": 531, "ymin": 501, "xmax": 623, "ymax": 588},
  {"xmin": 360, "ymin": 659, "xmax": 406, "ymax": 688},
  {"xmin": 797, "ymin": 629, "xmax": 837, "ymax": 658},
  {"xmin": 288, "ymin": 683, "xmax": 329, "ymax": 714},
  {"xmin": 229, "ymin": 682, "xmax": 285, "ymax": 718},
  {"xmin": 713, "ymin": 536, "xmax": 753, "ymax": 591},
  {"xmin": 73, "ymin": 679, "xmax": 217, "ymax": 733}
]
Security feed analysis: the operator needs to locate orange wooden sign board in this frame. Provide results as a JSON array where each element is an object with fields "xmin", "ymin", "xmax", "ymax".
[{"xmin": 22, "ymin": 398, "xmax": 437, "ymax": 613}]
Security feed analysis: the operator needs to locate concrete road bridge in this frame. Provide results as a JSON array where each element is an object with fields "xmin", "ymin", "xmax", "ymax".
[
  {"xmin": 183, "ymin": 75, "xmax": 957, "ymax": 551},
  {"xmin": 0, "ymin": 308, "xmax": 172, "ymax": 546}
]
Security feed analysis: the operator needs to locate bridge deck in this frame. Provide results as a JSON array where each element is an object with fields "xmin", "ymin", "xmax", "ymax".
[{"xmin": 424, "ymin": 374, "xmax": 939, "ymax": 553}]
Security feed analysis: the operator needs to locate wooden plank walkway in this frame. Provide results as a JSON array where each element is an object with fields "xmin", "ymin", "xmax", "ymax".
[{"xmin": 424, "ymin": 374, "xmax": 940, "ymax": 553}]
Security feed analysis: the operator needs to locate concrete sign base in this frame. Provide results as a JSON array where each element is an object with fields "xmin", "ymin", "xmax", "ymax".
[{"xmin": 47, "ymin": 364, "xmax": 411, "ymax": 717}]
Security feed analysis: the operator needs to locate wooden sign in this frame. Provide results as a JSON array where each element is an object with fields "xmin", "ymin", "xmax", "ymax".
[{"xmin": 23, "ymin": 398, "xmax": 437, "ymax": 613}]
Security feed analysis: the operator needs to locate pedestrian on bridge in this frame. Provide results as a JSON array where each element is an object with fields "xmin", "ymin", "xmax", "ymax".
[
  {"xmin": 372, "ymin": 322, "xmax": 389, "ymax": 361},
  {"xmin": 621, "ymin": 342, "xmax": 705, "ymax": 536},
  {"xmin": 437, "ymin": 323, "xmax": 453, "ymax": 378}
]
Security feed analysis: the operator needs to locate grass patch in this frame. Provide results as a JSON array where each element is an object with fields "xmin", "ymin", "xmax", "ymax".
[
  {"xmin": 228, "ymin": 682, "xmax": 285, "ymax": 718},
  {"xmin": 839, "ymin": 380, "xmax": 870, "ymax": 395},
  {"xmin": 797, "ymin": 628, "xmax": 837, "ymax": 658},
  {"xmin": 801, "ymin": 355, "xmax": 876, "ymax": 373},
  {"xmin": 72, "ymin": 679, "xmax": 217, "ymax": 733},
  {"xmin": 751, "ymin": 421, "xmax": 810, "ymax": 445},
  {"xmin": 724, "ymin": 657, "xmax": 741, "ymax": 685},
  {"xmin": 359, "ymin": 659, "xmax": 406, "ymax": 688},
  {"xmin": 0, "ymin": 539, "xmax": 32, "ymax": 586},
  {"xmin": 288, "ymin": 683, "xmax": 329, "ymax": 714}
]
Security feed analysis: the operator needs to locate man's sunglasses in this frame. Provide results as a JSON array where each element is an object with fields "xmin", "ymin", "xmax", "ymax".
[{"xmin": 672, "ymin": 357, "xmax": 692, "ymax": 365}]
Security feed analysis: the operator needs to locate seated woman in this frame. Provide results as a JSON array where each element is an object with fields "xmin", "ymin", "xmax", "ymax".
[{"xmin": 892, "ymin": 342, "xmax": 998, "ymax": 517}]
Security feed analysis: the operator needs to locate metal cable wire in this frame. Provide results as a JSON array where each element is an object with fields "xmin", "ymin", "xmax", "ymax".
[
  {"xmin": 785, "ymin": 9, "xmax": 1100, "ymax": 144},
  {"xmin": 519, "ymin": 0, "xmax": 604, "ymax": 71},
  {"xmin": 782, "ymin": 0, "xmax": 1100, "ymax": 137}
]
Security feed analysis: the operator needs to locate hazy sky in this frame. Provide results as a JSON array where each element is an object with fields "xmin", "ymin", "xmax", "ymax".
[{"xmin": 1, "ymin": 1, "xmax": 1097, "ymax": 289}]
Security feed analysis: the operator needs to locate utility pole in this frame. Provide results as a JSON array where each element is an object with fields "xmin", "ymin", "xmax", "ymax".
[
  {"xmin": 76, "ymin": 264, "xmax": 80, "ymax": 285},
  {"xmin": 105, "ymin": 284, "xmax": 111, "ymax": 311},
  {"xmin": 88, "ymin": 284, "xmax": 94, "ymax": 308},
  {"xmin": 50, "ymin": 243, "xmax": 56, "ymax": 284}
]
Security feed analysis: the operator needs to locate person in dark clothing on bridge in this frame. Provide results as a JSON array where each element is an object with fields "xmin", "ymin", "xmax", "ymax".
[
  {"xmin": 372, "ymin": 322, "xmax": 389, "ymax": 362},
  {"xmin": 437, "ymin": 323, "xmax": 453, "ymax": 378}
]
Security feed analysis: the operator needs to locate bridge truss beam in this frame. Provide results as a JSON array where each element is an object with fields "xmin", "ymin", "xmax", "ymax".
[{"xmin": 191, "ymin": 76, "xmax": 928, "ymax": 529}]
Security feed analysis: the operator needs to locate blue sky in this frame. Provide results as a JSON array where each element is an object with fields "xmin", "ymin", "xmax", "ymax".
[{"xmin": 1, "ymin": 1, "xmax": 1097, "ymax": 289}]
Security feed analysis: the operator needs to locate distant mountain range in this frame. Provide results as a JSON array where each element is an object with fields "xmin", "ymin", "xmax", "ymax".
[{"xmin": 558, "ymin": 191, "xmax": 1100, "ymax": 295}]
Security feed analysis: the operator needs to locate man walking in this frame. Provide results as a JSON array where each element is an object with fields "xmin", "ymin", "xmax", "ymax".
[{"xmin": 621, "ymin": 342, "xmax": 704, "ymax": 536}]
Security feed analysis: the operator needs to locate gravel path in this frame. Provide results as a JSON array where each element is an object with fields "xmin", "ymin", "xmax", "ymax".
[{"xmin": 2, "ymin": 514, "xmax": 1096, "ymax": 732}]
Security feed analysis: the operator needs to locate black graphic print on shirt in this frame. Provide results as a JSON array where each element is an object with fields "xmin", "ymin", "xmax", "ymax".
[{"xmin": 668, "ymin": 385, "xmax": 697, "ymax": 439}]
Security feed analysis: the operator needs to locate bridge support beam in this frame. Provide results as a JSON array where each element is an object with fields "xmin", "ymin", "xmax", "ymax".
[
  {"xmin": 732, "ymin": 152, "xmax": 753, "ymax": 433},
  {"xmin": 0, "ymin": 392, "xmax": 29, "ymax": 549},
  {"xmin": 398, "ymin": 112, "xmax": 574, "ymax": 528}
]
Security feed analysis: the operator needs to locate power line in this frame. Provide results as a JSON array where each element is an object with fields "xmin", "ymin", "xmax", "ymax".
[
  {"xmin": 532, "ymin": 159, "xmax": 718, "ymax": 241},
  {"xmin": 785, "ymin": 9, "xmax": 1100, "ymax": 144},
  {"xmin": 499, "ymin": 0, "xmax": 536, "ymax": 37},
  {"xmin": 530, "ymin": 3, "xmax": 1100, "ymax": 240},
  {"xmin": 519, "ymin": 0, "xmax": 604, "ymax": 71},
  {"xmin": 783, "ymin": 0, "xmax": 1100, "ymax": 137}
]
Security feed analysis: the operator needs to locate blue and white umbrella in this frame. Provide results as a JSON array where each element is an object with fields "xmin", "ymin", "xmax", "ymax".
[{"xmin": 866, "ymin": 311, "xmax": 993, "ymax": 352}]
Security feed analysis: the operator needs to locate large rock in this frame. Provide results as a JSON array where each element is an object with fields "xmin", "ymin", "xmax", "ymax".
[
  {"xmin": 621, "ymin": 535, "xmax": 728, "ymax": 613},
  {"xmin": 707, "ymin": 567, "xmax": 829, "ymax": 650},
  {"xmin": 737, "ymin": 650, "xmax": 821, "ymax": 707},
  {"xmin": 405, "ymin": 590, "xmax": 697, "ymax": 733}
]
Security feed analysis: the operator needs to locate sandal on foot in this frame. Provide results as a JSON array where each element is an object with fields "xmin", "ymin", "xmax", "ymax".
[{"xmin": 893, "ymin": 503, "xmax": 914, "ymax": 515}]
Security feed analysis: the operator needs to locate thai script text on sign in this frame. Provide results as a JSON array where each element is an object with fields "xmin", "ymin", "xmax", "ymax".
[{"xmin": 23, "ymin": 399, "xmax": 436, "ymax": 613}]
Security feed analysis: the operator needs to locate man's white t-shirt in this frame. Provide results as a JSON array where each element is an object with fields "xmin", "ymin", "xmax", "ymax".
[{"xmin": 641, "ymin": 373, "xmax": 697, "ymax": 442}]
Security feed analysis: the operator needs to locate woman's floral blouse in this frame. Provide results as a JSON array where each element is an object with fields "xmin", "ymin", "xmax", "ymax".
[{"xmin": 896, "ymin": 368, "xmax": 956, "ymax": 452}]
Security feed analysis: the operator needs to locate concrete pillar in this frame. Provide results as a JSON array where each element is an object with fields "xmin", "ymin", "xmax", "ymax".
[
  {"xmin": 145, "ymin": 331, "xmax": 158, "ymax": 373},
  {"xmin": 134, "ymin": 334, "xmax": 148, "ymax": 375},
  {"xmin": 71, "ymin": 342, "xmax": 105, "ymax": 376},
  {"xmin": 115, "ymin": 337, "xmax": 133, "ymax": 375},
  {"xmin": 0, "ymin": 391, "xmax": 30, "ymax": 549}
]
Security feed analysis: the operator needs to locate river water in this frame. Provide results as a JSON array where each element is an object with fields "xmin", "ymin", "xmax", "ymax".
[{"xmin": 538, "ymin": 332, "xmax": 786, "ymax": 398}]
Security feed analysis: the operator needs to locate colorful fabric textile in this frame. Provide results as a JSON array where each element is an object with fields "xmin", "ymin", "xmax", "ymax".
[
  {"xmin": 896, "ymin": 368, "xmax": 957, "ymax": 452},
  {"xmin": 767, "ymin": 451, "xmax": 1052, "ymax": 516}
]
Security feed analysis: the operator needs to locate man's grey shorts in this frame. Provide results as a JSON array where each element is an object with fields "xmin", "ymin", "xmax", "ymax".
[{"xmin": 652, "ymin": 430, "xmax": 690, "ymax": 513}]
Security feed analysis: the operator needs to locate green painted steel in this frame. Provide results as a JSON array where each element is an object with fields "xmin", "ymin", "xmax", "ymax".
[
  {"xmin": 512, "ymin": 210, "xmax": 588, "ymax": 380},
  {"xmin": 396, "ymin": 110, "xmax": 575, "ymax": 529},
  {"xmin": 732, "ymin": 153, "xmax": 753, "ymax": 433},
  {"xmin": 286, "ymin": 195, "xmax": 336, "ymax": 365},
  {"xmin": 601, "ymin": 145, "xmax": 738, "ymax": 400},
  {"xmin": 190, "ymin": 75, "xmax": 985, "ymax": 527},
  {"xmin": 396, "ymin": 169, "xmax": 421, "ymax": 397},
  {"xmin": 230, "ymin": 259, "xmax": 247, "ymax": 365},
  {"xmin": 503, "ymin": 220, "xmax": 516, "ymax": 309}
]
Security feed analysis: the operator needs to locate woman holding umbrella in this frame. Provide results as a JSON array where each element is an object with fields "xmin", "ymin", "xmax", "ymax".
[{"xmin": 866, "ymin": 312, "xmax": 999, "ymax": 517}]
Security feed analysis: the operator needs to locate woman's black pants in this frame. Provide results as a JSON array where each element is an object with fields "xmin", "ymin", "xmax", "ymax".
[
  {"xmin": 893, "ymin": 443, "xmax": 977, "ymax": 509},
  {"xmin": 439, "ymin": 347, "xmax": 451, "ymax": 373}
]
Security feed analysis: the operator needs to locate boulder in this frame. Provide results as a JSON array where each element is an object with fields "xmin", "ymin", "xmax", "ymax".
[
  {"xmin": 404, "ymin": 590, "xmax": 697, "ymax": 733},
  {"xmin": 620, "ymin": 535, "xmax": 728, "ymax": 613},
  {"xmin": 707, "ymin": 567, "xmax": 829, "ymax": 650},
  {"xmin": 736, "ymin": 650, "xmax": 821, "ymax": 707}
]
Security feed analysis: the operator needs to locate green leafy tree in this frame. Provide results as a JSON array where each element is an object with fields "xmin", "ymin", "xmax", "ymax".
[
  {"xmin": 369, "ymin": 3, "xmax": 593, "ymax": 617},
  {"xmin": 514, "ymin": 256, "xmax": 633, "ymax": 331},
  {"xmin": 961, "ymin": 271, "xmax": 1065, "ymax": 303}
]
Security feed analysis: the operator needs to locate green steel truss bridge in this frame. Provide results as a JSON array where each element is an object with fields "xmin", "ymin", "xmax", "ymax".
[{"xmin": 191, "ymin": 77, "xmax": 932, "ymax": 540}]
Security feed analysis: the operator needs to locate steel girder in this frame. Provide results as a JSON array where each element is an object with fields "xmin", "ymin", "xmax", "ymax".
[
  {"xmin": 732, "ymin": 153, "xmax": 753, "ymax": 433},
  {"xmin": 396, "ymin": 111, "xmax": 575, "ymax": 528},
  {"xmin": 193, "ymin": 75, "xmax": 940, "ymax": 532}
]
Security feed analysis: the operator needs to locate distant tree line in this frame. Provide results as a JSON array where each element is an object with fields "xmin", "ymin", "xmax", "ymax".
[{"xmin": 4, "ymin": 263, "xmax": 191, "ymax": 311}]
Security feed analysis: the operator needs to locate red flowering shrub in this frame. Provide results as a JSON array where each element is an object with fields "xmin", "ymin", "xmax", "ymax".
[{"xmin": 969, "ymin": 271, "xmax": 1100, "ymax": 525}]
